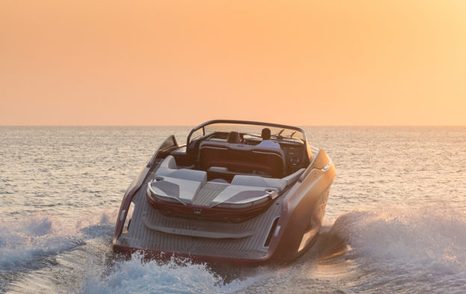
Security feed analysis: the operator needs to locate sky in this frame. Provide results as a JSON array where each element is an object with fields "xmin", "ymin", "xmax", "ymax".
[{"xmin": 1, "ymin": 0, "xmax": 465, "ymax": 126}]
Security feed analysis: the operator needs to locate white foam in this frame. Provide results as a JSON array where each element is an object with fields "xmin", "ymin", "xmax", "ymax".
[
  {"xmin": 0, "ymin": 211, "xmax": 116, "ymax": 271},
  {"xmin": 0, "ymin": 217, "xmax": 81, "ymax": 270},
  {"xmin": 330, "ymin": 205, "xmax": 466, "ymax": 289},
  {"xmin": 1, "ymin": 212, "xmax": 263, "ymax": 293},
  {"xmin": 82, "ymin": 253, "xmax": 263, "ymax": 294}
]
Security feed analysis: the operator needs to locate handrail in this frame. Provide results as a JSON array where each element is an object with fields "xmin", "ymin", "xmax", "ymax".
[{"xmin": 186, "ymin": 119, "xmax": 308, "ymax": 145}]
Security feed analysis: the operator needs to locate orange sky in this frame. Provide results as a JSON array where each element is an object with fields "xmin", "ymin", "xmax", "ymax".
[{"xmin": 1, "ymin": 0, "xmax": 465, "ymax": 125}]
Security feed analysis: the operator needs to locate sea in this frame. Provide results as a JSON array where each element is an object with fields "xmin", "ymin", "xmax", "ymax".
[{"xmin": 0, "ymin": 126, "xmax": 465, "ymax": 293}]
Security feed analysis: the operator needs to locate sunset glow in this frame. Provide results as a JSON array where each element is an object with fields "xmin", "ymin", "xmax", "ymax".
[{"xmin": 1, "ymin": 0, "xmax": 465, "ymax": 125}]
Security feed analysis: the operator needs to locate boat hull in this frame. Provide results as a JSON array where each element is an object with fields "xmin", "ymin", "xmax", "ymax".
[{"xmin": 113, "ymin": 148, "xmax": 335, "ymax": 265}]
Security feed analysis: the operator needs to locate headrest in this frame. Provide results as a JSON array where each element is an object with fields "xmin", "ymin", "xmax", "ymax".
[{"xmin": 227, "ymin": 131, "xmax": 241, "ymax": 144}]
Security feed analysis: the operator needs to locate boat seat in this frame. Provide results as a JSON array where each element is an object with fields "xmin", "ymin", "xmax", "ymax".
[
  {"xmin": 149, "ymin": 176, "xmax": 205, "ymax": 203},
  {"xmin": 149, "ymin": 176, "xmax": 276, "ymax": 207},
  {"xmin": 230, "ymin": 168, "xmax": 305, "ymax": 192},
  {"xmin": 150, "ymin": 156, "xmax": 287, "ymax": 208},
  {"xmin": 199, "ymin": 140, "xmax": 286, "ymax": 178},
  {"xmin": 211, "ymin": 184, "xmax": 277, "ymax": 206},
  {"xmin": 231, "ymin": 175, "xmax": 287, "ymax": 192},
  {"xmin": 156, "ymin": 155, "xmax": 207, "ymax": 182}
]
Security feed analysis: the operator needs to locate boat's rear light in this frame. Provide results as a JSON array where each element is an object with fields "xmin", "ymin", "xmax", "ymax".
[{"xmin": 264, "ymin": 217, "xmax": 280, "ymax": 247}]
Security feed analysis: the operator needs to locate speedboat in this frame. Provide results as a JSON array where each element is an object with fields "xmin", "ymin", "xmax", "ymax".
[{"xmin": 113, "ymin": 120, "xmax": 336, "ymax": 264}]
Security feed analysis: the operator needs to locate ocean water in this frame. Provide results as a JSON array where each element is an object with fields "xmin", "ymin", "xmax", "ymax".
[{"xmin": 0, "ymin": 126, "xmax": 465, "ymax": 293}]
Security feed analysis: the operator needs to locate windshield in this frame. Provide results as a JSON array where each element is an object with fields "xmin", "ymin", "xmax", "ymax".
[{"xmin": 188, "ymin": 121, "xmax": 306, "ymax": 144}]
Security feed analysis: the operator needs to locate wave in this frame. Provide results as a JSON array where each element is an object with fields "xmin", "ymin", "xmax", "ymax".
[
  {"xmin": 0, "ymin": 218, "xmax": 81, "ymax": 271},
  {"xmin": 242, "ymin": 205, "xmax": 466, "ymax": 293},
  {"xmin": 4, "ymin": 206, "xmax": 466, "ymax": 293},
  {"xmin": 0, "ymin": 211, "xmax": 115, "ymax": 272},
  {"xmin": 81, "ymin": 253, "xmax": 263, "ymax": 294},
  {"xmin": 330, "ymin": 205, "xmax": 466, "ymax": 292}
]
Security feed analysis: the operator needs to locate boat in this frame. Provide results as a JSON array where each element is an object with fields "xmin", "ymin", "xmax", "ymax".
[{"xmin": 113, "ymin": 120, "xmax": 336, "ymax": 264}]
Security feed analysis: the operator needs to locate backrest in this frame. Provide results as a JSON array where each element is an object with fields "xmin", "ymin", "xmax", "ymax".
[{"xmin": 199, "ymin": 141, "xmax": 286, "ymax": 178}]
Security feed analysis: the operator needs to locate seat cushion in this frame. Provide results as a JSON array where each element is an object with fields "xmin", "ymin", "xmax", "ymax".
[
  {"xmin": 231, "ymin": 175, "xmax": 287, "ymax": 191},
  {"xmin": 156, "ymin": 155, "xmax": 207, "ymax": 182},
  {"xmin": 210, "ymin": 184, "xmax": 275, "ymax": 206},
  {"xmin": 149, "ymin": 176, "xmax": 204, "ymax": 203}
]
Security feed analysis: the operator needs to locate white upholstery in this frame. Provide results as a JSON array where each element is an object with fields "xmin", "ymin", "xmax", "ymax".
[
  {"xmin": 231, "ymin": 175, "xmax": 287, "ymax": 191},
  {"xmin": 156, "ymin": 155, "xmax": 207, "ymax": 182},
  {"xmin": 150, "ymin": 176, "xmax": 204, "ymax": 202},
  {"xmin": 164, "ymin": 177, "xmax": 204, "ymax": 202},
  {"xmin": 151, "ymin": 156, "xmax": 305, "ymax": 206},
  {"xmin": 231, "ymin": 168, "xmax": 305, "ymax": 192},
  {"xmin": 210, "ymin": 184, "xmax": 271, "ymax": 206},
  {"xmin": 159, "ymin": 155, "xmax": 178, "ymax": 169}
]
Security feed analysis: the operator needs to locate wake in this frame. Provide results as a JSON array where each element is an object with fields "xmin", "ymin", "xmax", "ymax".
[
  {"xmin": 0, "ymin": 212, "xmax": 115, "ymax": 272},
  {"xmin": 327, "ymin": 205, "xmax": 466, "ymax": 292},
  {"xmin": 4, "ymin": 205, "xmax": 466, "ymax": 293}
]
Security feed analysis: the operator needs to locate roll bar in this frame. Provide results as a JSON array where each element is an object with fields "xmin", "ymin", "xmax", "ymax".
[{"xmin": 186, "ymin": 119, "xmax": 308, "ymax": 145}]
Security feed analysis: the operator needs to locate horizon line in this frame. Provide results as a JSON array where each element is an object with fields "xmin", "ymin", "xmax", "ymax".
[{"xmin": 1, "ymin": 124, "xmax": 465, "ymax": 128}]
